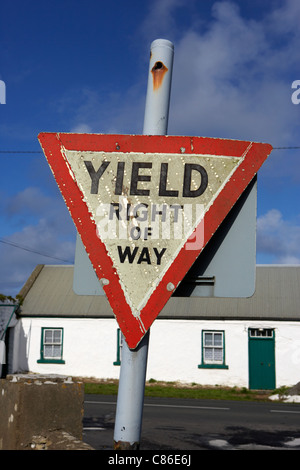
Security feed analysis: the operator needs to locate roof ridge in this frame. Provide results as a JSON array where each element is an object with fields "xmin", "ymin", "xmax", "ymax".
[{"xmin": 18, "ymin": 264, "xmax": 45, "ymax": 299}]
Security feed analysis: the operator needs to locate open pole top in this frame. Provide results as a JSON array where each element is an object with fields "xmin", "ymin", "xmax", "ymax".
[
  {"xmin": 143, "ymin": 39, "xmax": 174, "ymax": 136},
  {"xmin": 150, "ymin": 38, "xmax": 174, "ymax": 50}
]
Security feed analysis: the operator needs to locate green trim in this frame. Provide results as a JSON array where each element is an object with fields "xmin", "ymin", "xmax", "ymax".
[
  {"xmin": 198, "ymin": 329, "xmax": 228, "ymax": 369},
  {"xmin": 113, "ymin": 328, "xmax": 122, "ymax": 366},
  {"xmin": 198, "ymin": 363, "xmax": 228, "ymax": 369},
  {"xmin": 38, "ymin": 327, "xmax": 65, "ymax": 364},
  {"xmin": 37, "ymin": 359, "xmax": 65, "ymax": 364},
  {"xmin": 248, "ymin": 328, "xmax": 276, "ymax": 390}
]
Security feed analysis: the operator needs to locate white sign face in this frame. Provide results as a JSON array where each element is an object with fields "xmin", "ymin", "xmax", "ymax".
[
  {"xmin": 39, "ymin": 132, "xmax": 272, "ymax": 348},
  {"xmin": 64, "ymin": 150, "xmax": 241, "ymax": 316}
]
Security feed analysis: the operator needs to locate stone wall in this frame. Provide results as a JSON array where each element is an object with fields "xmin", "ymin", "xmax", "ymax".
[{"xmin": 0, "ymin": 374, "xmax": 92, "ymax": 450}]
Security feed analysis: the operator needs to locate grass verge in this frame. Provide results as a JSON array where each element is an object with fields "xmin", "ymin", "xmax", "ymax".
[{"xmin": 83, "ymin": 379, "xmax": 273, "ymax": 401}]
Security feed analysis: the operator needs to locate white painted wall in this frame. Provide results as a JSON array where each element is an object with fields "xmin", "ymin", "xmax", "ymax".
[
  {"xmin": 274, "ymin": 324, "xmax": 300, "ymax": 386},
  {"xmin": 11, "ymin": 317, "xmax": 300, "ymax": 388}
]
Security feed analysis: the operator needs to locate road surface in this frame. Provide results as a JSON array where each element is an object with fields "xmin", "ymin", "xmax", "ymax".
[{"xmin": 83, "ymin": 394, "xmax": 300, "ymax": 450}]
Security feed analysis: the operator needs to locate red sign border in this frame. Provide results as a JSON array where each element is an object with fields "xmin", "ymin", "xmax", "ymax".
[{"xmin": 38, "ymin": 133, "xmax": 272, "ymax": 348}]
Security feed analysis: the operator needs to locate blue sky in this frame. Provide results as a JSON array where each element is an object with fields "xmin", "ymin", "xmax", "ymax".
[{"xmin": 0, "ymin": 0, "xmax": 299, "ymax": 296}]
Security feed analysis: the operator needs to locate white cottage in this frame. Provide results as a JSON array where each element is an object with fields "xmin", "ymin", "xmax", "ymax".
[{"xmin": 4, "ymin": 264, "xmax": 300, "ymax": 390}]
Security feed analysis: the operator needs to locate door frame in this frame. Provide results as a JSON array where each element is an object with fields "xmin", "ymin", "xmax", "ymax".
[{"xmin": 248, "ymin": 328, "xmax": 276, "ymax": 390}]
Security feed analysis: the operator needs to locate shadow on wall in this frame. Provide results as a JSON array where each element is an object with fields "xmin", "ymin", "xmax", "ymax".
[{"xmin": 1, "ymin": 321, "xmax": 29, "ymax": 378}]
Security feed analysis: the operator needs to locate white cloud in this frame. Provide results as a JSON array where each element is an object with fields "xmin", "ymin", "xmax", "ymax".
[
  {"xmin": 0, "ymin": 187, "xmax": 76, "ymax": 295},
  {"xmin": 140, "ymin": 0, "xmax": 191, "ymax": 41},
  {"xmin": 6, "ymin": 187, "xmax": 53, "ymax": 216},
  {"xmin": 257, "ymin": 209, "xmax": 300, "ymax": 264},
  {"xmin": 3, "ymin": 0, "xmax": 299, "ymax": 297},
  {"xmin": 168, "ymin": 1, "xmax": 299, "ymax": 146},
  {"xmin": 71, "ymin": 123, "xmax": 92, "ymax": 133},
  {"xmin": 266, "ymin": 0, "xmax": 300, "ymax": 37},
  {"xmin": 52, "ymin": 1, "xmax": 299, "ymax": 151},
  {"xmin": 0, "ymin": 230, "xmax": 75, "ymax": 296},
  {"xmin": 3, "ymin": 186, "xmax": 74, "ymax": 234}
]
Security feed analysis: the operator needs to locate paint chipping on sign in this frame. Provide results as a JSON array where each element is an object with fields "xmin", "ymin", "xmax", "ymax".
[
  {"xmin": 38, "ymin": 133, "xmax": 272, "ymax": 348},
  {"xmin": 63, "ymin": 149, "xmax": 241, "ymax": 314}
]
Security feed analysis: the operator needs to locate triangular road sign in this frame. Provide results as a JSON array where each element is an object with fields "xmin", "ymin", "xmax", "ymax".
[{"xmin": 38, "ymin": 133, "xmax": 272, "ymax": 348}]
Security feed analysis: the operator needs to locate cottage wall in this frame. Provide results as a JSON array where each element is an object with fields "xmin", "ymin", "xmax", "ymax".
[{"xmin": 12, "ymin": 317, "xmax": 300, "ymax": 389}]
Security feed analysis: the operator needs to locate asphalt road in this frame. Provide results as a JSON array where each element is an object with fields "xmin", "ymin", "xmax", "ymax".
[{"xmin": 83, "ymin": 394, "xmax": 300, "ymax": 450}]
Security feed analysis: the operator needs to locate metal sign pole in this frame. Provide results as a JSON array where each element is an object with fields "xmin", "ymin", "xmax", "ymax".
[{"xmin": 113, "ymin": 39, "xmax": 174, "ymax": 450}]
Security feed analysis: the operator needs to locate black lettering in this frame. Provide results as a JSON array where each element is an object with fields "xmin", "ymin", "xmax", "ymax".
[
  {"xmin": 117, "ymin": 245, "xmax": 138, "ymax": 263},
  {"xmin": 84, "ymin": 160, "xmax": 110, "ymax": 194},
  {"xmin": 133, "ymin": 203, "xmax": 148, "ymax": 221},
  {"xmin": 130, "ymin": 226, "xmax": 141, "ymax": 240},
  {"xmin": 115, "ymin": 162, "xmax": 125, "ymax": 195},
  {"xmin": 182, "ymin": 163, "xmax": 208, "ymax": 197},
  {"xmin": 137, "ymin": 247, "xmax": 151, "ymax": 264},
  {"xmin": 118, "ymin": 246, "xmax": 166, "ymax": 264},
  {"xmin": 144, "ymin": 227, "xmax": 152, "ymax": 239},
  {"xmin": 153, "ymin": 247, "xmax": 166, "ymax": 265},
  {"xmin": 126, "ymin": 203, "xmax": 132, "ymax": 221},
  {"xmin": 130, "ymin": 162, "xmax": 152, "ymax": 196},
  {"xmin": 170, "ymin": 204, "xmax": 183, "ymax": 222},
  {"xmin": 109, "ymin": 203, "xmax": 121, "ymax": 220},
  {"xmin": 159, "ymin": 163, "xmax": 179, "ymax": 197},
  {"xmin": 151, "ymin": 204, "xmax": 167, "ymax": 222}
]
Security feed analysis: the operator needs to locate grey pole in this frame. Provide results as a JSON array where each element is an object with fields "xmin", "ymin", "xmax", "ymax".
[
  {"xmin": 143, "ymin": 38, "xmax": 174, "ymax": 135},
  {"xmin": 113, "ymin": 38, "xmax": 174, "ymax": 450}
]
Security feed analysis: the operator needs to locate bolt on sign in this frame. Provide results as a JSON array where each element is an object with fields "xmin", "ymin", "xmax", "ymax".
[{"xmin": 38, "ymin": 133, "xmax": 272, "ymax": 348}]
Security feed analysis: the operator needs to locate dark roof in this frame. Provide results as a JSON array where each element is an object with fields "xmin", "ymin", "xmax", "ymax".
[{"xmin": 18, "ymin": 264, "xmax": 300, "ymax": 321}]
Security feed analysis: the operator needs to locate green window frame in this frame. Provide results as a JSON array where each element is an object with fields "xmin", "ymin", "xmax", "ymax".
[
  {"xmin": 37, "ymin": 327, "xmax": 65, "ymax": 364},
  {"xmin": 113, "ymin": 328, "xmax": 123, "ymax": 366},
  {"xmin": 198, "ymin": 330, "xmax": 228, "ymax": 369}
]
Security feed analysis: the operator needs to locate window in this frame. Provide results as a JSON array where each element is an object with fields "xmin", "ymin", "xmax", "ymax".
[
  {"xmin": 249, "ymin": 328, "xmax": 273, "ymax": 338},
  {"xmin": 113, "ymin": 328, "xmax": 123, "ymax": 366},
  {"xmin": 37, "ymin": 328, "xmax": 65, "ymax": 364},
  {"xmin": 198, "ymin": 330, "xmax": 228, "ymax": 369}
]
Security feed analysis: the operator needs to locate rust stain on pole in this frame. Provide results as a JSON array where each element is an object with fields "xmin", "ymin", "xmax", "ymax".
[
  {"xmin": 151, "ymin": 61, "xmax": 168, "ymax": 91},
  {"xmin": 114, "ymin": 439, "xmax": 140, "ymax": 450}
]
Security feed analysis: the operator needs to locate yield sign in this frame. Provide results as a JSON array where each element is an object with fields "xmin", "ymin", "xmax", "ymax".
[{"xmin": 38, "ymin": 133, "xmax": 272, "ymax": 348}]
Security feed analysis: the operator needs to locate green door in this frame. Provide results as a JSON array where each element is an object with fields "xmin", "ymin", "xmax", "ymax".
[{"xmin": 248, "ymin": 329, "xmax": 275, "ymax": 390}]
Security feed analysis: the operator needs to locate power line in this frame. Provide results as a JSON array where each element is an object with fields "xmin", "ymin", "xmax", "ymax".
[{"xmin": 0, "ymin": 237, "xmax": 73, "ymax": 263}]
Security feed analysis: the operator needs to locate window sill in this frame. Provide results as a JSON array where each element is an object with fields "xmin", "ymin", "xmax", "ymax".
[
  {"xmin": 198, "ymin": 363, "xmax": 228, "ymax": 369},
  {"xmin": 37, "ymin": 359, "xmax": 65, "ymax": 364}
]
